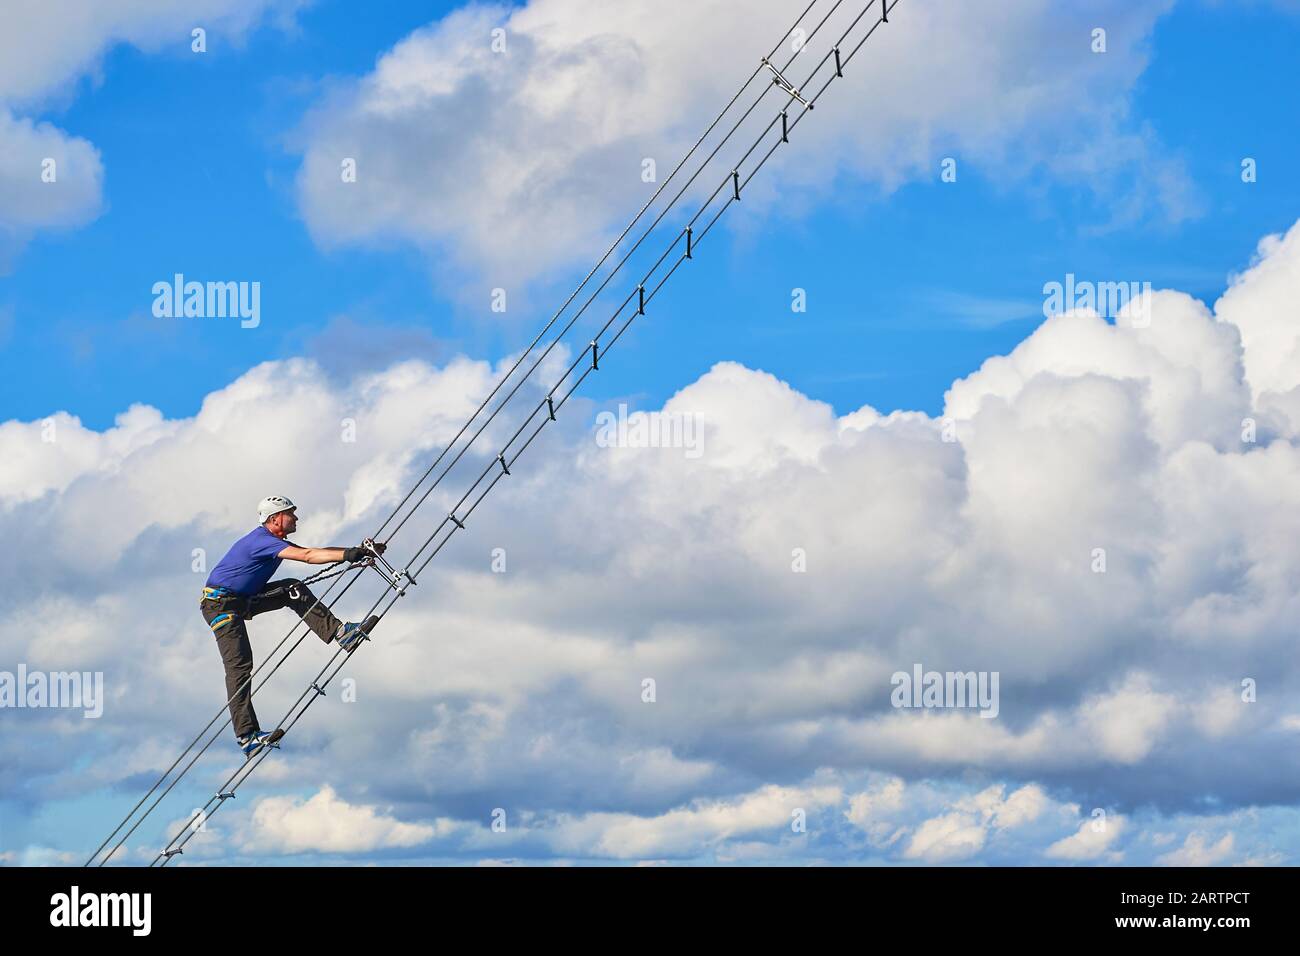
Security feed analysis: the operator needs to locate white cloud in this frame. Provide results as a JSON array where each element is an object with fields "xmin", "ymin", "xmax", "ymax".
[
  {"xmin": 845, "ymin": 777, "xmax": 906, "ymax": 827},
  {"xmin": 1191, "ymin": 686, "xmax": 1247, "ymax": 740},
  {"xmin": 1278, "ymin": 714, "xmax": 1300, "ymax": 733},
  {"xmin": 996, "ymin": 786, "xmax": 1050, "ymax": 829},
  {"xmin": 8, "ymin": 218, "xmax": 1300, "ymax": 863},
  {"xmin": 1216, "ymin": 225, "xmax": 1300, "ymax": 422},
  {"xmin": 0, "ymin": 0, "xmax": 304, "ymax": 105},
  {"xmin": 1076, "ymin": 674, "xmax": 1179, "ymax": 764},
  {"xmin": 0, "ymin": 404, "xmax": 176, "ymax": 510},
  {"xmin": 295, "ymin": 0, "xmax": 1186, "ymax": 289},
  {"xmin": 957, "ymin": 783, "xmax": 1049, "ymax": 830},
  {"xmin": 887, "ymin": 782, "xmax": 1050, "ymax": 862},
  {"xmin": 945, "ymin": 292, "xmax": 1249, "ymax": 454},
  {"xmin": 244, "ymin": 785, "xmax": 438, "ymax": 854},
  {"xmin": 1045, "ymin": 815, "xmax": 1127, "ymax": 861},
  {"xmin": 0, "ymin": 1, "xmax": 302, "ymax": 261},
  {"xmin": 545, "ymin": 784, "xmax": 843, "ymax": 859},
  {"xmin": 1155, "ymin": 831, "xmax": 1236, "ymax": 867},
  {"xmin": 903, "ymin": 812, "xmax": 987, "ymax": 862},
  {"xmin": 844, "ymin": 778, "xmax": 1055, "ymax": 862},
  {"xmin": 0, "ymin": 109, "xmax": 103, "ymax": 265},
  {"xmin": 5, "ymin": 353, "xmax": 534, "ymax": 566},
  {"xmin": 845, "ymin": 777, "xmax": 910, "ymax": 850},
  {"xmin": 6, "ymin": 846, "xmax": 82, "ymax": 866}
]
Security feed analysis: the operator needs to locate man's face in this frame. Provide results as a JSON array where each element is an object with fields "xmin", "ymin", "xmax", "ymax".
[{"xmin": 270, "ymin": 509, "xmax": 298, "ymax": 535}]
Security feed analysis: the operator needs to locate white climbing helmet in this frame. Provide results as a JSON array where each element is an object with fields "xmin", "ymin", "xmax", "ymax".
[{"xmin": 257, "ymin": 494, "xmax": 296, "ymax": 523}]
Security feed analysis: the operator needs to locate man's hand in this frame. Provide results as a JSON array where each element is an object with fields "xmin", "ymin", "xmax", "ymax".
[{"xmin": 343, "ymin": 541, "xmax": 386, "ymax": 563}]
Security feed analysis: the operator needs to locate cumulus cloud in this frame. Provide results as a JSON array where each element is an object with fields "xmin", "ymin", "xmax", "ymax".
[
  {"xmin": 903, "ymin": 811, "xmax": 988, "ymax": 862},
  {"xmin": 0, "ymin": 0, "xmax": 303, "ymax": 263},
  {"xmin": 892, "ymin": 782, "xmax": 1049, "ymax": 862},
  {"xmin": 1076, "ymin": 674, "xmax": 1179, "ymax": 764},
  {"xmin": 846, "ymin": 777, "xmax": 906, "ymax": 826},
  {"xmin": 544, "ymin": 783, "xmax": 843, "ymax": 859},
  {"xmin": 1216, "ymin": 225, "xmax": 1300, "ymax": 425},
  {"xmin": 1155, "ymin": 831, "xmax": 1236, "ymax": 867},
  {"xmin": 0, "ymin": 404, "xmax": 177, "ymax": 510},
  {"xmin": 0, "ymin": 110, "xmax": 103, "ymax": 267},
  {"xmin": 243, "ymin": 785, "xmax": 438, "ymax": 854},
  {"xmin": 6, "ymin": 218, "xmax": 1300, "ymax": 864},
  {"xmin": 1045, "ymin": 815, "xmax": 1127, "ymax": 862},
  {"xmin": 957, "ymin": 784, "xmax": 1049, "ymax": 830},
  {"xmin": 295, "ymin": 0, "xmax": 1188, "ymax": 290},
  {"xmin": 845, "ymin": 777, "xmax": 909, "ymax": 850},
  {"xmin": 0, "ymin": 0, "xmax": 305, "ymax": 105}
]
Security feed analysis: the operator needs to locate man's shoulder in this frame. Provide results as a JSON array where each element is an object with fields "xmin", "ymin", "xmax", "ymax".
[
  {"xmin": 266, "ymin": 531, "xmax": 298, "ymax": 554},
  {"xmin": 238, "ymin": 526, "xmax": 287, "ymax": 553}
]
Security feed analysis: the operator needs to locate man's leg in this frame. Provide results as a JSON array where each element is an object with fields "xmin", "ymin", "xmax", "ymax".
[
  {"xmin": 249, "ymin": 579, "xmax": 342, "ymax": 645},
  {"xmin": 201, "ymin": 603, "xmax": 260, "ymax": 737}
]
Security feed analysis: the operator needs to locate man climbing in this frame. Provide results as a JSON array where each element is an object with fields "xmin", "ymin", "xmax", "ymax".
[{"xmin": 200, "ymin": 495, "xmax": 385, "ymax": 758}]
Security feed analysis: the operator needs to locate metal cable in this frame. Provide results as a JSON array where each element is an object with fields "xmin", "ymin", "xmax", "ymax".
[
  {"xmin": 98, "ymin": 0, "xmax": 827, "ymax": 869},
  {"xmin": 123, "ymin": 0, "xmax": 898, "ymax": 866},
  {"xmin": 84, "ymin": 562, "xmax": 369, "ymax": 866},
  {"xmin": 371, "ymin": 0, "xmax": 822, "ymax": 546}
]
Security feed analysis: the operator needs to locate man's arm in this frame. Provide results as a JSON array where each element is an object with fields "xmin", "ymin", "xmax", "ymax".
[
  {"xmin": 277, "ymin": 545, "xmax": 348, "ymax": 565},
  {"xmin": 277, "ymin": 542, "xmax": 386, "ymax": 565}
]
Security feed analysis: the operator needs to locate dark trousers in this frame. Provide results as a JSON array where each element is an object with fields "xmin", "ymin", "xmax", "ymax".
[{"xmin": 199, "ymin": 580, "xmax": 341, "ymax": 738}]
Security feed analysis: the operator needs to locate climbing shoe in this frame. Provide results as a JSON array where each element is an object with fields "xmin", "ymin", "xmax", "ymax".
[
  {"xmin": 237, "ymin": 730, "xmax": 275, "ymax": 759},
  {"xmin": 335, "ymin": 615, "xmax": 380, "ymax": 652}
]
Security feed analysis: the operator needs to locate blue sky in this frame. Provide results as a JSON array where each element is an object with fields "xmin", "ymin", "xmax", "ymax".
[
  {"xmin": 5, "ymin": 0, "xmax": 1300, "ymax": 868},
  {"xmin": 4, "ymin": 0, "xmax": 1297, "ymax": 429}
]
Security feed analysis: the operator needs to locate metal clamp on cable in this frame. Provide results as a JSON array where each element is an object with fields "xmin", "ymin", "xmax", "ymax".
[
  {"xmin": 390, "ymin": 568, "xmax": 414, "ymax": 596},
  {"xmin": 362, "ymin": 537, "xmax": 406, "ymax": 583},
  {"xmin": 760, "ymin": 57, "xmax": 812, "ymax": 109},
  {"xmin": 368, "ymin": 562, "xmax": 415, "ymax": 597},
  {"xmin": 162, "ymin": 847, "xmax": 183, "ymax": 859}
]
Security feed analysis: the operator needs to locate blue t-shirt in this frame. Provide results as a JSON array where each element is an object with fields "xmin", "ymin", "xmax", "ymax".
[{"xmin": 206, "ymin": 527, "xmax": 294, "ymax": 596}]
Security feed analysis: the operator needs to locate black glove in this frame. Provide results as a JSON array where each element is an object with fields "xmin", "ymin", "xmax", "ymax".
[{"xmin": 343, "ymin": 542, "xmax": 386, "ymax": 563}]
